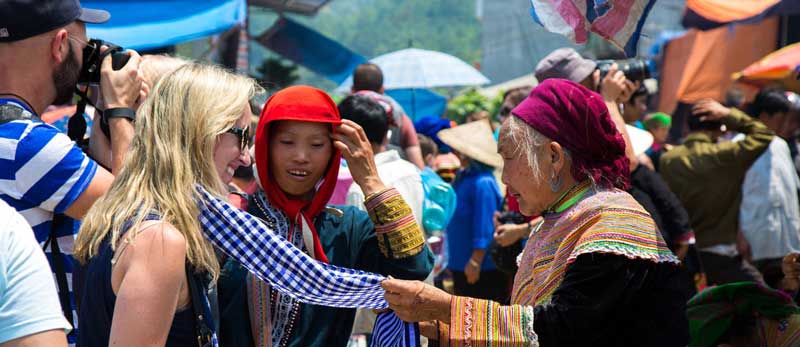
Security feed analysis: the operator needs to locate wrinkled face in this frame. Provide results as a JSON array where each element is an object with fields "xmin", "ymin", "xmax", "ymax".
[
  {"xmin": 214, "ymin": 106, "xmax": 253, "ymax": 184},
  {"xmin": 497, "ymin": 124, "xmax": 552, "ymax": 216},
  {"xmin": 269, "ymin": 120, "xmax": 333, "ymax": 199}
]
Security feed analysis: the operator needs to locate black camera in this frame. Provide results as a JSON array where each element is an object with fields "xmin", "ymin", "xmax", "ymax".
[
  {"xmin": 78, "ymin": 39, "xmax": 131, "ymax": 84},
  {"xmin": 596, "ymin": 59, "xmax": 651, "ymax": 82}
]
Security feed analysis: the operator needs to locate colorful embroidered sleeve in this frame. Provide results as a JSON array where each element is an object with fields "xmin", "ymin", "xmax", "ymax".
[
  {"xmin": 364, "ymin": 188, "xmax": 426, "ymax": 259},
  {"xmin": 437, "ymin": 296, "xmax": 538, "ymax": 347}
]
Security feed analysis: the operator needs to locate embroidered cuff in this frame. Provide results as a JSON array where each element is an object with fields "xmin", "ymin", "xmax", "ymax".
[
  {"xmin": 448, "ymin": 296, "xmax": 538, "ymax": 346},
  {"xmin": 364, "ymin": 187, "xmax": 425, "ymax": 259}
]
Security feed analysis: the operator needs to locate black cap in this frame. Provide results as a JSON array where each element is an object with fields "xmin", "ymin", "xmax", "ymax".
[{"xmin": 0, "ymin": 0, "xmax": 110, "ymax": 42}]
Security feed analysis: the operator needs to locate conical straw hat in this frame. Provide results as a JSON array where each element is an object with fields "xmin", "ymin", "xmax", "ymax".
[{"xmin": 437, "ymin": 119, "xmax": 503, "ymax": 168}]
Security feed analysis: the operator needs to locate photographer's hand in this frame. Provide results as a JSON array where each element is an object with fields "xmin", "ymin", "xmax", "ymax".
[
  {"xmin": 598, "ymin": 64, "xmax": 638, "ymax": 171},
  {"xmin": 599, "ymin": 65, "xmax": 627, "ymax": 103},
  {"xmin": 100, "ymin": 48, "xmax": 143, "ymax": 109},
  {"xmin": 100, "ymin": 48, "xmax": 142, "ymax": 174}
]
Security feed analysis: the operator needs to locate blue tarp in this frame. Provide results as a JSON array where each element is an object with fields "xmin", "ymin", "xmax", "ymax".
[
  {"xmin": 385, "ymin": 89, "xmax": 447, "ymax": 122},
  {"xmin": 256, "ymin": 17, "xmax": 366, "ymax": 84},
  {"xmin": 83, "ymin": 0, "xmax": 246, "ymax": 51}
]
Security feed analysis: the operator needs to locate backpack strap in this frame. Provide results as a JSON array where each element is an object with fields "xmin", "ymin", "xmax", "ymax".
[{"xmin": 43, "ymin": 213, "xmax": 75, "ymax": 326}]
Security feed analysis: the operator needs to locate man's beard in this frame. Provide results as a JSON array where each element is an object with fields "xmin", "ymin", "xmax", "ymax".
[{"xmin": 51, "ymin": 44, "xmax": 81, "ymax": 105}]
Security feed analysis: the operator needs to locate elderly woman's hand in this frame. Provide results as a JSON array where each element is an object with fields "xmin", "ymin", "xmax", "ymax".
[
  {"xmin": 382, "ymin": 278, "xmax": 453, "ymax": 323},
  {"xmin": 333, "ymin": 119, "xmax": 386, "ymax": 196}
]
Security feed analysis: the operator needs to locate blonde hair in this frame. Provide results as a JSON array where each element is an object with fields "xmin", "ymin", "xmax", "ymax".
[{"xmin": 75, "ymin": 63, "xmax": 260, "ymax": 281}]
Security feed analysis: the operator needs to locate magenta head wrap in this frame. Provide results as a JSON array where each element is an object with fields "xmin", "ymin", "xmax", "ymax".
[{"xmin": 511, "ymin": 78, "xmax": 630, "ymax": 189}]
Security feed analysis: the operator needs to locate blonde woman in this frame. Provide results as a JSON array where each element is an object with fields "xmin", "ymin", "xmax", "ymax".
[{"xmin": 74, "ymin": 63, "xmax": 258, "ymax": 347}]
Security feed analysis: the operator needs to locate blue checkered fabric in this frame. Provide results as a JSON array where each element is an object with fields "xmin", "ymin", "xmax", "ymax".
[
  {"xmin": 196, "ymin": 185, "xmax": 388, "ymax": 309},
  {"xmin": 196, "ymin": 185, "xmax": 424, "ymax": 346}
]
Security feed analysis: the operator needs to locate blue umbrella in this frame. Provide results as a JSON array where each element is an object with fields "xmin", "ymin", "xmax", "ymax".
[{"xmin": 337, "ymin": 48, "xmax": 490, "ymax": 90}]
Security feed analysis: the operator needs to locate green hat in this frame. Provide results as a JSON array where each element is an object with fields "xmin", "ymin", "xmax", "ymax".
[
  {"xmin": 643, "ymin": 112, "xmax": 671, "ymax": 129},
  {"xmin": 687, "ymin": 282, "xmax": 800, "ymax": 347}
]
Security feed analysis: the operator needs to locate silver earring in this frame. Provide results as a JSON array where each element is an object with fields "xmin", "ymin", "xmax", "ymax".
[{"xmin": 550, "ymin": 174, "xmax": 562, "ymax": 192}]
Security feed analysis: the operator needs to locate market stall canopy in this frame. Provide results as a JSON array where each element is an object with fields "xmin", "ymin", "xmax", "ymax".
[
  {"xmin": 658, "ymin": 18, "xmax": 778, "ymax": 140},
  {"xmin": 83, "ymin": 0, "xmax": 246, "ymax": 51},
  {"xmin": 528, "ymin": 0, "xmax": 657, "ymax": 56},
  {"xmin": 733, "ymin": 43, "xmax": 800, "ymax": 93},
  {"xmin": 682, "ymin": 0, "xmax": 800, "ymax": 30},
  {"xmin": 250, "ymin": 0, "xmax": 331, "ymax": 15},
  {"xmin": 256, "ymin": 17, "xmax": 366, "ymax": 84}
]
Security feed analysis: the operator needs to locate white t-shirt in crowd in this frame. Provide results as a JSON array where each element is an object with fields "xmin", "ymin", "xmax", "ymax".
[
  {"xmin": 345, "ymin": 150, "xmax": 424, "ymax": 227},
  {"xmin": 0, "ymin": 199, "xmax": 71, "ymax": 343}
]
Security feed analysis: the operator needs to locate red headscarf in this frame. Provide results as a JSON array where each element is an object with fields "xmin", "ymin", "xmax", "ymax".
[
  {"xmin": 511, "ymin": 78, "xmax": 630, "ymax": 189},
  {"xmin": 254, "ymin": 85, "xmax": 342, "ymax": 263}
]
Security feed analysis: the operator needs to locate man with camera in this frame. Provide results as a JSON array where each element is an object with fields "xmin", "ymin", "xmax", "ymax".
[{"xmin": 0, "ymin": 0, "xmax": 143, "ymax": 344}]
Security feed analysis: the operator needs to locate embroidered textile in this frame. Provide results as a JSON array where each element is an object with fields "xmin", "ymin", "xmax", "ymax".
[
  {"xmin": 440, "ymin": 296, "xmax": 538, "ymax": 347},
  {"xmin": 437, "ymin": 186, "xmax": 678, "ymax": 345},
  {"xmin": 366, "ymin": 188, "xmax": 426, "ymax": 259},
  {"xmin": 247, "ymin": 191, "xmax": 302, "ymax": 347},
  {"xmin": 512, "ymin": 187, "xmax": 677, "ymax": 306}
]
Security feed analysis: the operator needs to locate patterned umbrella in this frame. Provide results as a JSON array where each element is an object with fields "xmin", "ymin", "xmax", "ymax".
[
  {"xmin": 337, "ymin": 48, "xmax": 489, "ymax": 90},
  {"xmin": 733, "ymin": 43, "xmax": 800, "ymax": 93}
]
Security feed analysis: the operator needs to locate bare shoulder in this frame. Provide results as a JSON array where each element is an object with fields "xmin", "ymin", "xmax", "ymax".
[
  {"xmin": 134, "ymin": 221, "xmax": 186, "ymax": 246},
  {"xmin": 115, "ymin": 221, "xmax": 187, "ymax": 272}
]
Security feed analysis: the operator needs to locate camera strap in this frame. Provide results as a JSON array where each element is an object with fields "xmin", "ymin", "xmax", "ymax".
[{"xmin": 69, "ymin": 47, "xmax": 119, "ymax": 145}]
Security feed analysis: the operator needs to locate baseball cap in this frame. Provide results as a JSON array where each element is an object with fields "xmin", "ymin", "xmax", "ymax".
[
  {"xmin": 534, "ymin": 48, "xmax": 597, "ymax": 83},
  {"xmin": 0, "ymin": 0, "xmax": 110, "ymax": 42}
]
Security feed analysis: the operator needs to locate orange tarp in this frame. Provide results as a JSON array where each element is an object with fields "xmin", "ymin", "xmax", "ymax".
[
  {"xmin": 686, "ymin": 0, "xmax": 781, "ymax": 24},
  {"xmin": 658, "ymin": 18, "xmax": 778, "ymax": 114}
]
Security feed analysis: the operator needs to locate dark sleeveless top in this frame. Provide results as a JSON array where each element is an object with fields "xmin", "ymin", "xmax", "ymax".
[{"xmin": 77, "ymin": 215, "xmax": 196, "ymax": 346}]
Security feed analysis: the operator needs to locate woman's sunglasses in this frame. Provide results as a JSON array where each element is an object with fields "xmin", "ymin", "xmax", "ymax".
[{"xmin": 226, "ymin": 127, "xmax": 251, "ymax": 153}]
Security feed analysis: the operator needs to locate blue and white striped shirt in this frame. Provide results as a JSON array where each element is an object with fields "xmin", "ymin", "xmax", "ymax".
[{"xmin": 0, "ymin": 99, "xmax": 98, "ymax": 344}]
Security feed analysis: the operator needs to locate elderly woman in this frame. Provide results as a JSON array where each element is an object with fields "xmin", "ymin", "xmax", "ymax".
[{"xmin": 382, "ymin": 79, "xmax": 689, "ymax": 346}]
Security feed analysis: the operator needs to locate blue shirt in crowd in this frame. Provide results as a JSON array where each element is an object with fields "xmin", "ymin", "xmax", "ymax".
[{"xmin": 446, "ymin": 163, "xmax": 502, "ymax": 272}]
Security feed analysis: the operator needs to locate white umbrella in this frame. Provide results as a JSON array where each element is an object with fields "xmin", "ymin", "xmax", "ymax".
[{"xmin": 337, "ymin": 48, "xmax": 490, "ymax": 91}]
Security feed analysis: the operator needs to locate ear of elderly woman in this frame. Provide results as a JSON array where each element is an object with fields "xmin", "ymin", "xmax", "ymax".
[{"xmin": 380, "ymin": 79, "xmax": 686, "ymax": 346}]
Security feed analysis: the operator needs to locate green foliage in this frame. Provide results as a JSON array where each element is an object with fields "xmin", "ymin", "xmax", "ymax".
[
  {"xmin": 446, "ymin": 89, "xmax": 503, "ymax": 124},
  {"xmin": 255, "ymin": 57, "xmax": 300, "ymax": 92}
]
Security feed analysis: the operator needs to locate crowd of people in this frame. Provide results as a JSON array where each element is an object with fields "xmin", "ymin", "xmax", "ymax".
[{"xmin": 2, "ymin": 1, "xmax": 800, "ymax": 347}]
